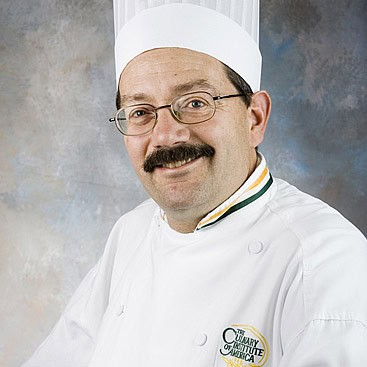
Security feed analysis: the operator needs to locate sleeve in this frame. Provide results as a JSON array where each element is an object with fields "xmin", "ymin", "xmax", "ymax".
[
  {"xmin": 21, "ymin": 216, "xmax": 126, "ymax": 367},
  {"xmin": 279, "ymin": 206, "xmax": 367, "ymax": 366},
  {"xmin": 279, "ymin": 319, "xmax": 367, "ymax": 366}
]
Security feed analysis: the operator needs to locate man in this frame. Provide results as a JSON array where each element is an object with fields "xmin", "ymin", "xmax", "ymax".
[{"xmin": 23, "ymin": 1, "xmax": 367, "ymax": 366}]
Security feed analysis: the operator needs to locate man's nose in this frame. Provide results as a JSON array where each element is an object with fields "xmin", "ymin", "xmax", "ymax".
[{"xmin": 150, "ymin": 107, "xmax": 191, "ymax": 148}]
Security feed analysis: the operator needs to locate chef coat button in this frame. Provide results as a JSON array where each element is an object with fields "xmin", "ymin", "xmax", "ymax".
[
  {"xmin": 248, "ymin": 241, "xmax": 264, "ymax": 254},
  {"xmin": 116, "ymin": 304, "xmax": 125, "ymax": 316},
  {"xmin": 195, "ymin": 333, "xmax": 208, "ymax": 346}
]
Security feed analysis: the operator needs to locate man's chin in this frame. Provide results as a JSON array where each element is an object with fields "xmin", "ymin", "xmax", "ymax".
[{"xmin": 151, "ymin": 189, "xmax": 201, "ymax": 212}]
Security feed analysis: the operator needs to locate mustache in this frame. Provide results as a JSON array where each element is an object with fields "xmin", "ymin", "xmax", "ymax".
[{"xmin": 143, "ymin": 143, "xmax": 215, "ymax": 172}]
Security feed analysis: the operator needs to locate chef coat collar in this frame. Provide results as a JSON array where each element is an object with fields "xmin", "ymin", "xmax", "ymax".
[{"xmin": 159, "ymin": 152, "xmax": 273, "ymax": 231}]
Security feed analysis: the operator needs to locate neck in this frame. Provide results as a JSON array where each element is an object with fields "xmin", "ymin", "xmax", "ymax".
[
  {"xmin": 164, "ymin": 152, "xmax": 260, "ymax": 234},
  {"xmin": 167, "ymin": 215, "xmax": 201, "ymax": 234}
]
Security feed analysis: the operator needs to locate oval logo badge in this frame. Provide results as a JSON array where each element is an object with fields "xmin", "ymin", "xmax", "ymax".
[{"xmin": 219, "ymin": 324, "xmax": 269, "ymax": 366}]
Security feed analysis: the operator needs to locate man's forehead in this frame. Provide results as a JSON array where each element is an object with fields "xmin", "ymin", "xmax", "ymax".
[
  {"xmin": 122, "ymin": 47, "xmax": 224, "ymax": 74},
  {"xmin": 118, "ymin": 48, "xmax": 229, "ymax": 103}
]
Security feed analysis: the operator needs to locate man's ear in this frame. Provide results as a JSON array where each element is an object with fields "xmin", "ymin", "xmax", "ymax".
[{"xmin": 248, "ymin": 91, "xmax": 271, "ymax": 148}]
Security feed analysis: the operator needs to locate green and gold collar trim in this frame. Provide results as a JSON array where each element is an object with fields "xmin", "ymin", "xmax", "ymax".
[{"xmin": 196, "ymin": 153, "xmax": 273, "ymax": 230}]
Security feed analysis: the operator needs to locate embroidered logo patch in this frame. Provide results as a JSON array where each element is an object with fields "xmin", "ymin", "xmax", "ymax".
[{"xmin": 219, "ymin": 324, "xmax": 269, "ymax": 367}]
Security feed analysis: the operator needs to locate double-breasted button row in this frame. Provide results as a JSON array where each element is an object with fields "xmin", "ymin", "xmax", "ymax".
[
  {"xmin": 195, "ymin": 333, "xmax": 208, "ymax": 346},
  {"xmin": 248, "ymin": 241, "xmax": 264, "ymax": 254},
  {"xmin": 116, "ymin": 304, "xmax": 126, "ymax": 316}
]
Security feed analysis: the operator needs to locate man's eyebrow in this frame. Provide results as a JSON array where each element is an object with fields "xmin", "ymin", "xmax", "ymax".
[
  {"xmin": 119, "ymin": 79, "xmax": 218, "ymax": 107},
  {"xmin": 172, "ymin": 79, "xmax": 218, "ymax": 95},
  {"xmin": 119, "ymin": 93, "xmax": 151, "ymax": 106}
]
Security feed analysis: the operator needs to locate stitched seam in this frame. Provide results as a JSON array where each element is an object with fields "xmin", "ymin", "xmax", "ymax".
[
  {"xmin": 307, "ymin": 318, "xmax": 367, "ymax": 329},
  {"xmin": 266, "ymin": 202, "xmax": 308, "ymax": 318},
  {"xmin": 288, "ymin": 318, "xmax": 367, "ymax": 347}
]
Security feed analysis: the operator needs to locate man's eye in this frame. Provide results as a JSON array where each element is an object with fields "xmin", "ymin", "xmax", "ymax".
[
  {"xmin": 130, "ymin": 109, "xmax": 147, "ymax": 118},
  {"xmin": 191, "ymin": 100, "xmax": 204, "ymax": 108},
  {"xmin": 187, "ymin": 99, "xmax": 206, "ymax": 108}
]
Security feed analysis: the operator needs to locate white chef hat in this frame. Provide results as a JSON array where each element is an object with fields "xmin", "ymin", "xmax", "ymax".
[{"xmin": 113, "ymin": 0, "xmax": 261, "ymax": 92}]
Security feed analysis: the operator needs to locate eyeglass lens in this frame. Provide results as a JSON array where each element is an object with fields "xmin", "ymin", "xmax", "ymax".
[{"xmin": 116, "ymin": 92, "xmax": 216, "ymax": 136}]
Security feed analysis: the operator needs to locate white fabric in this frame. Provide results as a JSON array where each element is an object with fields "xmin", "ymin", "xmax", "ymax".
[
  {"xmin": 22, "ymin": 157, "xmax": 367, "ymax": 366},
  {"xmin": 113, "ymin": 0, "xmax": 259, "ymax": 43},
  {"xmin": 113, "ymin": 1, "xmax": 262, "ymax": 91}
]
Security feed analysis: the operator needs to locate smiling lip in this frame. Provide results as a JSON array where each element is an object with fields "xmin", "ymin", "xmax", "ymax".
[{"xmin": 160, "ymin": 157, "xmax": 195, "ymax": 169}]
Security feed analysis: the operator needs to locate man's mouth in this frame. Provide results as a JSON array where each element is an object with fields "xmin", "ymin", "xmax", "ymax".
[
  {"xmin": 143, "ymin": 144, "xmax": 214, "ymax": 173},
  {"xmin": 161, "ymin": 157, "xmax": 195, "ymax": 169}
]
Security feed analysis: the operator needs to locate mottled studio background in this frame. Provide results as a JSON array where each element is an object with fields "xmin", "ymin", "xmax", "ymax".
[{"xmin": 1, "ymin": 0, "xmax": 366, "ymax": 365}]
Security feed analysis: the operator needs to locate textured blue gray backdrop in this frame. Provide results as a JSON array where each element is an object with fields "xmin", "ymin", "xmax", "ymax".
[{"xmin": 1, "ymin": 0, "xmax": 366, "ymax": 365}]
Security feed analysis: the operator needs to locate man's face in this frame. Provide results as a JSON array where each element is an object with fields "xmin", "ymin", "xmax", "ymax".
[{"xmin": 119, "ymin": 48, "xmax": 264, "ymax": 230}]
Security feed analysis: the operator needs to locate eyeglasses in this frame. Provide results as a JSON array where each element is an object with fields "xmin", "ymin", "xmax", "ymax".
[{"xmin": 108, "ymin": 91, "xmax": 246, "ymax": 136}]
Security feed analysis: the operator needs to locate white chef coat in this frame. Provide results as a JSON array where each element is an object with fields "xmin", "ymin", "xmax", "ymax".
[{"xmin": 22, "ymin": 154, "xmax": 367, "ymax": 367}]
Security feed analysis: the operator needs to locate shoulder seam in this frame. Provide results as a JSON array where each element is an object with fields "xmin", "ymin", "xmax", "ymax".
[
  {"xmin": 308, "ymin": 318, "xmax": 367, "ymax": 330},
  {"xmin": 293, "ymin": 318, "xmax": 367, "ymax": 342}
]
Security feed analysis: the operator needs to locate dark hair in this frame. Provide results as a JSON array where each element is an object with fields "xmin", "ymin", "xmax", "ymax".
[
  {"xmin": 116, "ymin": 88, "xmax": 121, "ymax": 110},
  {"xmin": 223, "ymin": 64, "xmax": 253, "ymax": 107},
  {"xmin": 115, "ymin": 62, "xmax": 254, "ymax": 110},
  {"xmin": 223, "ymin": 64, "xmax": 259, "ymax": 151}
]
